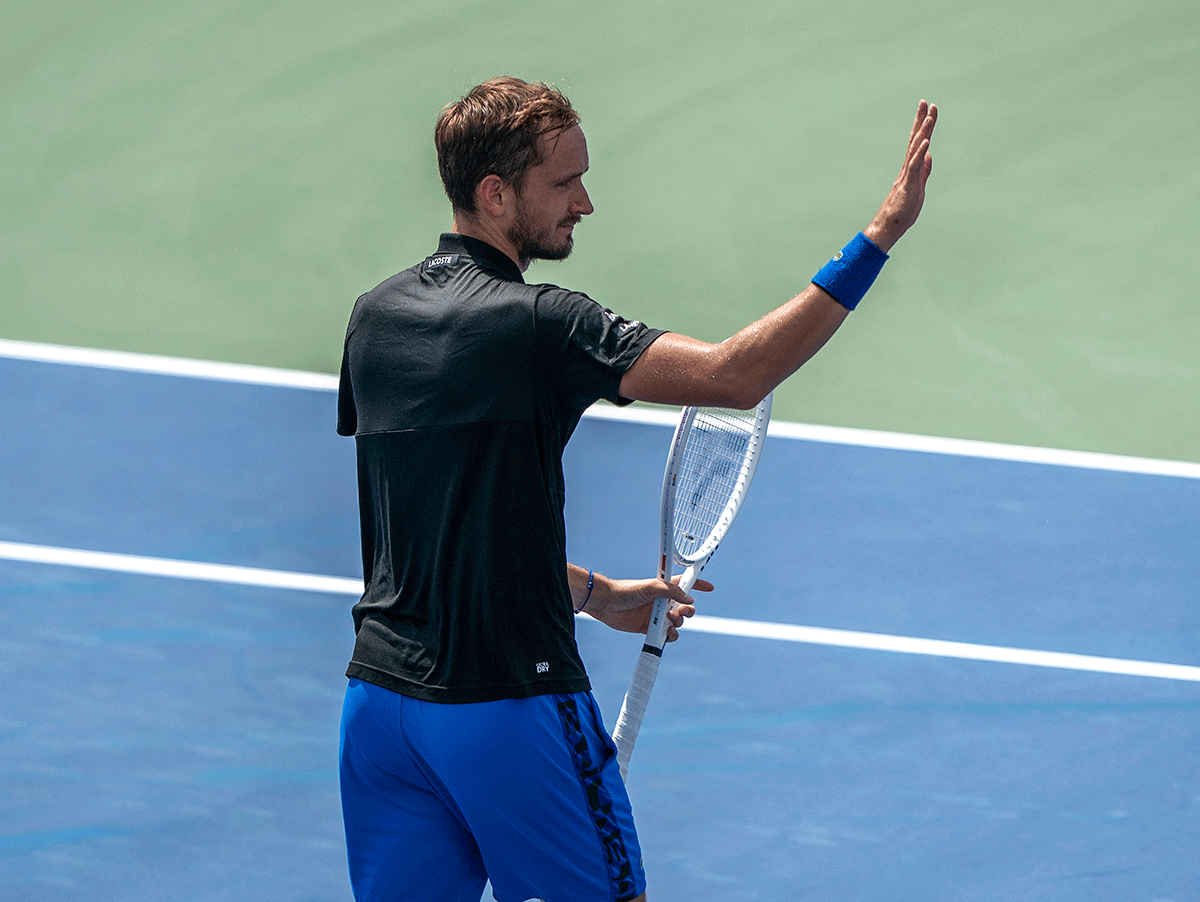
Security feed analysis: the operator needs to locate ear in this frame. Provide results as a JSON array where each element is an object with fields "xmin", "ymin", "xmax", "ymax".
[{"xmin": 474, "ymin": 174, "xmax": 511, "ymax": 220}]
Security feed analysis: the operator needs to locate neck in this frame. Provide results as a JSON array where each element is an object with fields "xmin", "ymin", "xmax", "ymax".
[{"xmin": 451, "ymin": 212, "xmax": 528, "ymax": 272}]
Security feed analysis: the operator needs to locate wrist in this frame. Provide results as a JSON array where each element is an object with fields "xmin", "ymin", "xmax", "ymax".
[
  {"xmin": 811, "ymin": 232, "xmax": 889, "ymax": 311},
  {"xmin": 861, "ymin": 220, "xmax": 896, "ymax": 254},
  {"xmin": 574, "ymin": 569, "xmax": 595, "ymax": 614}
]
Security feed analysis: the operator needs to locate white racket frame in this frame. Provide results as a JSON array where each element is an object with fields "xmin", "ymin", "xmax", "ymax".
[{"xmin": 612, "ymin": 393, "xmax": 772, "ymax": 779}]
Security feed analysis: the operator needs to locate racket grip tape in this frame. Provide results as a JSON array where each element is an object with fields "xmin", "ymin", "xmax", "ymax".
[{"xmin": 612, "ymin": 648, "xmax": 662, "ymax": 780}]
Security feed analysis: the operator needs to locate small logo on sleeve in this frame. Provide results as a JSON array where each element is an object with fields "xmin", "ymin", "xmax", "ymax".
[
  {"xmin": 536, "ymin": 662, "xmax": 550, "ymax": 674},
  {"xmin": 603, "ymin": 310, "xmax": 641, "ymax": 334}
]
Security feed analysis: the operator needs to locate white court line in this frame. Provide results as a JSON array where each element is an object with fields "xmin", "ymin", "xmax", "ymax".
[
  {"xmin": 584, "ymin": 402, "xmax": 1200, "ymax": 480},
  {"xmin": 685, "ymin": 615, "xmax": 1200, "ymax": 684},
  {"xmin": 4, "ymin": 540, "xmax": 1199, "ymax": 685},
  {"xmin": 0, "ymin": 541, "xmax": 361, "ymax": 596},
  {"xmin": 5, "ymin": 337, "xmax": 1200, "ymax": 478},
  {"xmin": 0, "ymin": 338, "xmax": 338, "ymax": 391}
]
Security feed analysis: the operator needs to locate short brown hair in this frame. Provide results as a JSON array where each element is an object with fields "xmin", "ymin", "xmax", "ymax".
[{"xmin": 434, "ymin": 77, "xmax": 581, "ymax": 216}]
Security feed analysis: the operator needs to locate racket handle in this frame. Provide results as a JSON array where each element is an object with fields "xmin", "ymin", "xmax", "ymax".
[
  {"xmin": 612, "ymin": 644, "xmax": 662, "ymax": 780},
  {"xmin": 612, "ymin": 569, "xmax": 703, "ymax": 779},
  {"xmin": 676, "ymin": 564, "xmax": 701, "ymax": 595},
  {"xmin": 643, "ymin": 565, "xmax": 699, "ymax": 651}
]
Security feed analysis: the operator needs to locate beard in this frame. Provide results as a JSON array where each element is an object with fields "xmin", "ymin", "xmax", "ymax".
[{"xmin": 507, "ymin": 203, "xmax": 577, "ymax": 267}]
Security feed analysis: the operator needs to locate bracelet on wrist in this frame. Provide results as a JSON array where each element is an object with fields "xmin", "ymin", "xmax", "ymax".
[{"xmin": 574, "ymin": 569, "xmax": 594, "ymax": 614}]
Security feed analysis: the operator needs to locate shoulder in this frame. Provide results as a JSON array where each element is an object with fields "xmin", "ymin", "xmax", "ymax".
[{"xmin": 526, "ymin": 280, "xmax": 604, "ymax": 317}]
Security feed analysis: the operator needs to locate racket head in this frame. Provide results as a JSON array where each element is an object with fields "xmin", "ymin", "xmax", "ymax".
[{"xmin": 660, "ymin": 394, "xmax": 772, "ymax": 569}]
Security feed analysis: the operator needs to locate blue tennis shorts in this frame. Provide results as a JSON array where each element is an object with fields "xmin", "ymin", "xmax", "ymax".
[{"xmin": 339, "ymin": 678, "xmax": 646, "ymax": 902}]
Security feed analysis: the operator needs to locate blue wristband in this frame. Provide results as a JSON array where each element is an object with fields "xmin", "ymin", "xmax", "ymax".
[{"xmin": 811, "ymin": 232, "xmax": 888, "ymax": 311}]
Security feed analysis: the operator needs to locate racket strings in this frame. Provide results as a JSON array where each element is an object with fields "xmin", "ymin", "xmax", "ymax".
[{"xmin": 672, "ymin": 407, "xmax": 758, "ymax": 559}]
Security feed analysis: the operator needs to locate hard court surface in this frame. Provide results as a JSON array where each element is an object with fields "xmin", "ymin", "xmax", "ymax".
[{"xmin": 2, "ymin": 346, "xmax": 1197, "ymax": 901}]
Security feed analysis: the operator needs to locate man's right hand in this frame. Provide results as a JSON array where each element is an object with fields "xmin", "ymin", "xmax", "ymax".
[{"xmin": 864, "ymin": 100, "xmax": 938, "ymax": 254}]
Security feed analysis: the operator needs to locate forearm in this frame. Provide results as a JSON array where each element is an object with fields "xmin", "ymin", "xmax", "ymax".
[
  {"xmin": 620, "ymin": 283, "xmax": 849, "ymax": 410},
  {"xmin": 705, "ymin": 282, "xmax": 851, "ymax": 407}
]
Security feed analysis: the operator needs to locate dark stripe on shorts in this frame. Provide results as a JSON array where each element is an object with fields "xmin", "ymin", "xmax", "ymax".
[{"xmin": 556, "ymin": 697, "xmax": 638, "ymax": 902}]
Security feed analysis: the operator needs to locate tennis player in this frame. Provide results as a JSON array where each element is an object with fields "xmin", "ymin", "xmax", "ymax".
[{"xmin": 337, "ymin": 76, "xmax": 936, "ymax": 902}]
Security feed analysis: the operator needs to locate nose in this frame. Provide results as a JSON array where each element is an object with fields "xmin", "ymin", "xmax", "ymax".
[{"xmin": 575, "ymin": 182, "xmax": 594, "ymax": 216}]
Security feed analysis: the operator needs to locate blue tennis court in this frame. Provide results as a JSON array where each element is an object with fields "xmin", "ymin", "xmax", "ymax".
[{"xmin": 2, "ymin": 342, "xmax": 1197, "ymax": 901}]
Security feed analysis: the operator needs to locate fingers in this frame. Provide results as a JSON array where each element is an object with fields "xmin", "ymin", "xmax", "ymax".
[
  {"xmin": 663, "ymin": 575, "xmax": 702, "ymax": 642},
  {"xmin": 671, "ymin": 575, "xmax": 714, "ymax": 593},
  {"xmin": 664, "ymin": 599, "xmax": 694, "ymax": 642},
  {"xmin": 907, "ymin": 99, "xmax": 928, "ymax": 149},
  {"xmin": 907, "ymin": 138, "xmax": 931, "ymax": 184},
  {"xmin": 900, "ymin": 103, "xmax": 936, "ymax": 194},
  {"xmin": 906, "ymin": 102, "xmax": 936, "ymax": 156},
  {"xmin": 663, "ymin": 575, "xmax": 710, "ymax": 607},
  {"xmin": 919, "ymin": 105, "xmax": 937, "ymax": 160}
]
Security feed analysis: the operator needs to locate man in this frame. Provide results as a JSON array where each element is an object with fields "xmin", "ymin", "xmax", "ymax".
[{"xmin": 338, "ymin": 76, "xmax": 936, "ymax": 902}]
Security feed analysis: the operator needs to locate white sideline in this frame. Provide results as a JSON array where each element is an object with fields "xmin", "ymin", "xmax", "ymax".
[
  {"xmin": 4, "ymin": 539, "xmax": 1199, "ymax": 685},
  {"xmin": 0, "ymin": 540, "xmax": 362, "ymax": 595},
  {"xmin": 685, "ymin": 614, "xmax": 1200, "ymax": 683},
  {"xmin": 4, "ymin": 336, "xmax": 1200, "ymax": 478},
  {"xmin": 0, "ymin": 338, "xmax": 338, "ymax": 391}
]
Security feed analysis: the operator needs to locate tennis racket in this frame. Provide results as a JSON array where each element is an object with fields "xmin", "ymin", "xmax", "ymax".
[{"xmin": 611, "ymin": 393, "xmax": 772, "ymax": 779}]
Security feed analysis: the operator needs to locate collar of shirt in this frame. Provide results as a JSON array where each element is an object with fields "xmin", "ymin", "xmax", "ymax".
[{"xmin": 436, "ymin": 233, "xmax": 524, "ymax": 284}]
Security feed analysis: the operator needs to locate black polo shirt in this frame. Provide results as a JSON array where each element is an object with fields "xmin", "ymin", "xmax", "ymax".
[{"xmin": 337, "ymin": 233, "xmax": 665, "ymax": 703}]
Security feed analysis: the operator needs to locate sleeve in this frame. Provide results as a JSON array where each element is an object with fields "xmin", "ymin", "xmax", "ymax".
[
  {"xmin": 336, "ymin": 337, "xmax": 357, "ymax": 437},
  {"xmin": 534, "ymin": 287, "xmax": 665, "ymax": 410}
]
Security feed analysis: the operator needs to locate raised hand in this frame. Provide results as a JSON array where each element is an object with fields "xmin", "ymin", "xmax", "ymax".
[{"xmin": 864, "ymin": 100, "xmax": 938, "ymax": 253}]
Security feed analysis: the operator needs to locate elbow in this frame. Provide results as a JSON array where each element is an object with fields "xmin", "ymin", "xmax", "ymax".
[
  {"xmin": 705, "ymin": 367, "xmax": 772, "ymax": 410},
  {"xmin": 723, "ymin": 384, "xmax": 771, "ymax": 411},
  {"xmin": 707, "ymin": 353, "xmax": 773, "ymax": 409}
]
